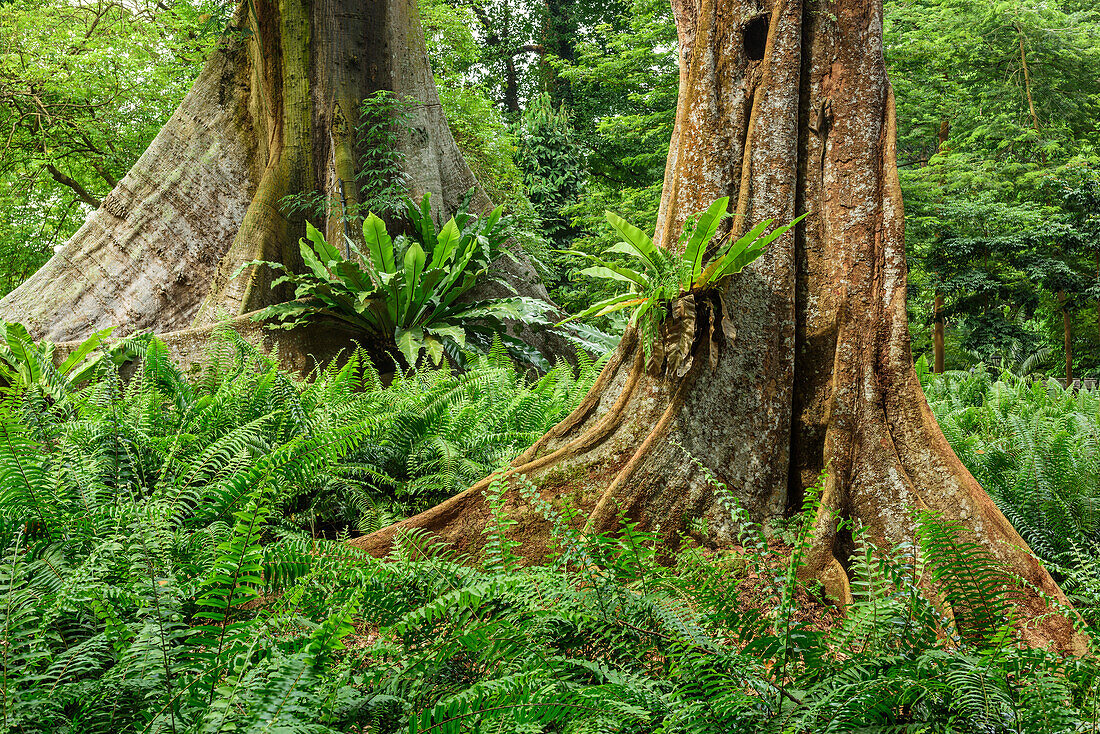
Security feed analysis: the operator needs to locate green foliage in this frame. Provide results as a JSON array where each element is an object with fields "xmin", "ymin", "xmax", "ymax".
[
  {"xmin": 0, "ymin": 328, "xmax": 377, "ymax": 732},
  {"xmin": 887, "ymin": 0, "xmax": 1100, "ymax": 182},
  {"xmin": 314, "ymin": 343, "xmax": 607, "ymax": 522},
  {"xmin": 514, "ymin": 93, "xmax": 585, "ymax": 252},
  {"xmin": 888, "ymin": 0, "xmax": 1100, "ymax": 374},
  {"xmin": 0, "ymin": 322, "xmax": 145, "ymax": 402},
  {"xmin": 556, "ymin": 183, "xmax": 665, "ymax": 319},
  {"xmin": 553, "ymin": 0, "xmax": 677, "ymax": 190},
  {"xmin": 918, "ymin": 511, "xmax": 1021, "ymax": 646},
  {"xmin": 923, "ymin": 367, "xmax": 1100, "ymax": 628},
  {"xmin": 354, "ymin": 91, "xmax": 417, "ymax": 218},
  {"xmin": 413, "ymin": 0, "xmax": 677, "ymax": 317},
  {"xmin": 279, "ymin": 91, "xmax": 417, "ymax": 224},
  {"xmin": 908, "ymin": 176, "xmax": 1100, "ymax": 371},
  {"xmin": 480, "ymin": 477, "xmax": 521, "ymax": 572},
  {"xmin": 417, "ymin": 0, "xmax": 481, "ymax": 79},
  {"xmin": 548, "ymin": 0, "xmax": 679, "ymax": 315},
  {"xmin": 0, "ymin": 323, "xmax": 607, "ymax": 732},
  {"xmin": 245, "ymin": 193, "xmax": 553, "ymax": 370},
  {"xmin": 435, "ymin": 84, "xmax": 534, "ymax": 217},
  {"xmin": 0, "ymin": 324, "xmax": 1096, "ymax": 732},
  {"xmin": 563, "ymin": 198, "xmax": 805, "ymax": 353},
  {"xmin": 4, "ymin": 2, "xmax": 1100, "ymax": 728},
  {"xmin": 417, "ymin": 0, "xmax": 545, "ymax": 261},
  {"xmin": 0, "ymin": 0, "xmax": 213, "ymax": 295}
]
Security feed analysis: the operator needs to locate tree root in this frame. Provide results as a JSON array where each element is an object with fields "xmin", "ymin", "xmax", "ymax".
[{"xmin": 348, "ymin": 320, "xmax": 1090, "ymax": 654}]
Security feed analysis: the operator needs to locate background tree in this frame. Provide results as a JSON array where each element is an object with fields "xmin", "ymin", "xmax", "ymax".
[
  {"xmin": 888, "ymin": 0, "xmax": 1100, "ymax": 373},
  {"xmin": 354, "ymin": 0, "xmax": 1086, "ymax": 650},
  {"xmin": 1040, "ymin": 162, "xmax": 1100, "ymax": 380},
  {"xmin": 418, "ymin": 0, "xmax": 538, "ymax": 212},
  {"xmin": 512, "ymin": 94, "xmax": 585, "ymax": 304},
  {"xmin": 398, "ymin": 0, "xmax": 693, "ymax": 316},
  {"xmin": 0, "ymin": 0, "xmax": 565, "ymax": 365},
  {"xmin": 540, "ymin": 0, "xmax": 680, "ymax": 314},
  {"xmin": 921, "ymin": 201, "xmax": 1064, "ymax": 373}
]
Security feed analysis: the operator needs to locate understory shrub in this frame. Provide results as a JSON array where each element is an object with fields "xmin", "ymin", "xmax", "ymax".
[{"xmin": 245, "ymin": 192, "xmax": 553, "ymax": 370}]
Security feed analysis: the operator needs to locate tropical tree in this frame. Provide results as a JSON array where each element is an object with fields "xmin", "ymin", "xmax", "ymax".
[
  {"xmin": 353, "ymin": 0, "xmax": 1086, "ymax": 651},
  {"xmin": 0, "ymin": 0, "xmax": 565, "ymax": 366}
]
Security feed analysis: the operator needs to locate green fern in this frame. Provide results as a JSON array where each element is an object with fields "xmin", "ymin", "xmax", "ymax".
[
  {"xmin": 922, "ymin": 368, "xmax": 1100, "ymax": 628},
  {"xmin": 917, "ymin": 511, "xmax": 1021, "ymax": 646},
  {"xmin": 0, "ymin": 323, "xmax": 1095, "ymax": 734}
]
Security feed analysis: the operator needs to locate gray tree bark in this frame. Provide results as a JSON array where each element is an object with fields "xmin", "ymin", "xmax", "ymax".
[{"xmin": 1, "ymin": 0, "xmax": 559, "ymax": 360}]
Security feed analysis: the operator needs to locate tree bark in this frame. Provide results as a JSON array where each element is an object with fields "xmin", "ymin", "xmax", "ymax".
[
  {"xmin": 0, "ymin": 0, "xmax": 563, "ymax": 361},
  {"xmin": 352, "ymin": 0, "xmax": 1085, "ymax": 652}
]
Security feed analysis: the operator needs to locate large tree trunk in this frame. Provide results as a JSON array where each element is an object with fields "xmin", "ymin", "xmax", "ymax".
[
  {"xmin": 352, "ymin": 0, "xmax": 1085, "ymax": 651},
  {"xmin": 0, "ymin": 0, "xmax": 562, "ymax": 360}
]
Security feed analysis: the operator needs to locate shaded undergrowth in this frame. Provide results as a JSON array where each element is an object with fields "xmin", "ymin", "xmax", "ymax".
[
  {"xmin": 923, "ymin": 364, "xmax": 1100, "ymax": 627},
  {"xmin": 0, "ymin": 332, "xmax": 1096, "ymax": 732}
]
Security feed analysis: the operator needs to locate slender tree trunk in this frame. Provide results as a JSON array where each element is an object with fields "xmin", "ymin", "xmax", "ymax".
[
  {"xmin": 0, "ymin": 0, "xmax": 562, "ymax": 361},
  {"xmin": 541, "ymin": 0, "xmax": 576, "ymax": 108},
  {"xmin": 933, "ymin": 294, "xmax": 945, "ymax": 373},
  {"xmin": 931, "ymin": 120, "xmax": 948, "ymax": 373},
  {"xmin": 1016, "ymin": 21, "xmax": 1046, "ymax": 166},
  {"xmin": 1065, "ymin": 311, "xmax": 1073, "ymax": 388},
  {"xmin": 504, "ymin": 56, "xmax": 522, "ymax": 114},
  {"xmin": 1062, "ymin": 292, "xmax": 1073, "ymax": 388},
  {"xmin": 353, "ymin": 0, "xmax": 1085, "ymax": 652}
]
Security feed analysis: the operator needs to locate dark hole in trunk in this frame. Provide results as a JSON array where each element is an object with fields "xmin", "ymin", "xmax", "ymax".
[{"xmin": 743, "ymin": 15, "xmax": 769, "ymax": 61}]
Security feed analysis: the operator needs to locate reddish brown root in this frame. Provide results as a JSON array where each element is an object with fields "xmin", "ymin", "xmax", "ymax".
[{"xmin": 348, "ymin": 329, "xmax": 662, "ymax": 559}]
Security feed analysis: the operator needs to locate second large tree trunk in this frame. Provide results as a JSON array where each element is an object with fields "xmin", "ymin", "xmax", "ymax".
[
  {"xmin": 352, "ymin": 0, "xmax": 1085, "ymax": 651},
  {"xmin": 0, "ymin": 0, "xmax": 560, "ymax": 359}
]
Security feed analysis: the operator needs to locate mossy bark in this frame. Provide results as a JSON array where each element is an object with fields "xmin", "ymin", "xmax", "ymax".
[
  {"xmin": 352, "ymin": 0, "xmax": 1087, "ymax": 653},
  {"xmin": 1, "ymin": 0, "xmax": 565, "ymax": 362}
]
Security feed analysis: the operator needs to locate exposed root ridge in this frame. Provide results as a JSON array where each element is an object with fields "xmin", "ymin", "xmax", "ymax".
[
  {"xmin": 348, "ymin": 330, "xmax": 653, "ymax": 555},
  {"xmin": 585, "ymin": 354, "xmax": 702, "ymax": 532},
  {"xmin": 514, "ymin": 328, "xmax": 638, "ymax": 463},
  {"xmin": 350, "ymin": 318, "xmax": 716, "ymax": 556}
]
